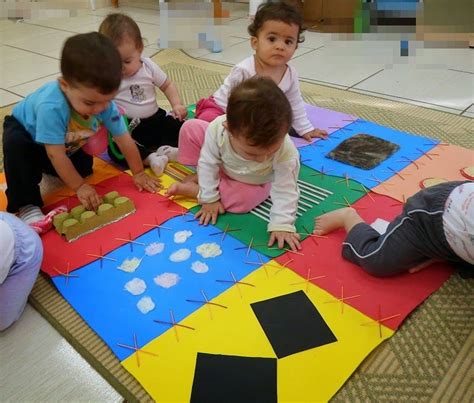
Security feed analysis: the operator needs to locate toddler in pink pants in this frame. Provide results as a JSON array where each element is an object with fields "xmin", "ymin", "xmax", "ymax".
[{"xmin": 167, "ymin": 77, "xmax": 301, "ymax": 251}]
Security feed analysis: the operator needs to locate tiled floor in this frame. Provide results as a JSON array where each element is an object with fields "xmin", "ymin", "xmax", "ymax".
[{"xmin": 0, "ymin": 2, "xmax": 472, "ymax": 401}]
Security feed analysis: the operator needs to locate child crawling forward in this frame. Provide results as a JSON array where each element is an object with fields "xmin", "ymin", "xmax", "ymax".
[
  {"xmin": 167, "ymin": 77, "xmax": 301, "ymax": 251},
  {"xmin": 314, "ymin": 181, "xmax": 473, "ymax": 277}
]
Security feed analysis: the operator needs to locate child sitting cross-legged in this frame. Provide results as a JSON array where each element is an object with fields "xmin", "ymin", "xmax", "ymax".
[
  {"xmin": 167, "ymin": 76, "xmax": 301, "ymax": 251},
  {"xmin": 2, "ymin": 32, "xmax": 159, "ymax": 234}
]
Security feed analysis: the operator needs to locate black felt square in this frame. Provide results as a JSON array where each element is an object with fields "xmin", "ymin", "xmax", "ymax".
[
  {"xmin": 190, "ymin": 353, "xmax": 277, "ymax": 403},
  {"xmin": 327, "ymin": 133, "xmax": 400, "ymax": 169},
  {"xmin": 251, "ymin": 291, "xmax": 337, "ymax": 358}
]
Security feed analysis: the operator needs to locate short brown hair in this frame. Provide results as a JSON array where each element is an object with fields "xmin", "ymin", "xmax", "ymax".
[
  {"xmin": 99, "ymin": 13, "xmax": 144, "ymax": 49},
  {"xmin": 227, "ymin": 76, "xmax": 292, "ymax": 148},
  {"xmin": 248, "ymin": 1, "xmax": 305, "ymax": 43},
  {"xmin": 61, "ymin": 32, "xmax": 122, "ymax": 94}
]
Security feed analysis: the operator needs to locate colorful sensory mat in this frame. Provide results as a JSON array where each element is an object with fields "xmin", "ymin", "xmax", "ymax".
[{"xmin": 18, "ymin": 104, "xmax": 474, "ymax": 402}]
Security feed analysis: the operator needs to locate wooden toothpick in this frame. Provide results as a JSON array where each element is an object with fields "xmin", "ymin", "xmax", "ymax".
[
  {"xmin": 143, "ymin": 217, "xmax": 172, "ymax": 237},
  {"xmin": 116, "ymin": 333, "xmax": 158, "ymax": 367},
  {"xmin": 186, "ymin": 290, "xmax": 227, "ymax": 309},
  {"xmin": 367, "ymin": 175, "xmax": 395, "ymax": 192},
  {"xmin": 234, "ymin": 237, "xmax": 256, "ymax": 257},
  {"xmin": 336, "ymin": 173, "xmax": 352, "ymax": 188},
  {"xmin": 216, "ymin": 271, "xmax": 255, "ymax": 298},
  {"xmin": 272, "ymin": 258, "xmax": 295, "ymax": 275},
  {"xmin": 153, "ymin": 310, "xmax": 195, "ymax": 342},
  {"xmin": 360, "ymin": 304, "xmax": 401, "ymax": 338},
  {"xmin": 352, "ymin": 184, "xmax": 375, "ymax": 202},
  {"xmin": 310, "ymin": 166, "xmax": 335, "ymax": 179},
  {"xmin": 52, "ymin": 263, "xmax": 78, "ymax": 286},
  {"xmin": 415, "ymin": 147, "xmax": 439, "ymax": 161},
  {"xmin": 290, "ymin": 267, "xmax": 326, "ymax": 293},
  {"xmin": 115, "ymin": 231, "xmax": 145, "ymax": 252},
  {"xmin": 86, "ymin": 245, "xmax": 117, "ymax": 269},
  {"xmin": 168, "ymin": 208, "xmax": 194, "ymax": 221},
  {"xmin": 382, "ymin": 166, "xmax": 409, "ymax": 180},
  {"xmin": 209, "ymin": 223, "xmax": 242, "ymax": 242},
  {"xmin": 396, "ymin": 155, "xmax": 421, "ymax": 169},
  {"xmin": 324, "ymin": 286, "xmax": 361, "ymax": 314}
]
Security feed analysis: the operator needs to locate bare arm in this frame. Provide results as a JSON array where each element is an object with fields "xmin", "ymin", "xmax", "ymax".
[
  {"xmin": 160, "ymin": 79, "xmax": 187, "ymax": 120},
  {"xmin": 45, "ymin": 144, "xmax": 101, "ymax": 210},
  {"xmin": 113, "ymin": 133, "xmax": 160, "ymax": 193}
]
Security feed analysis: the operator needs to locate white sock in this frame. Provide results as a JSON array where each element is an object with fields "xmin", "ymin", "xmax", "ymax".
[
  {"xmin": 156, "ymin": 145, "xmax": 179, "ymax": 162},
  {"xmin": 19, "ymin": 205, "xmax": 44, "ymax": 225},
  {"xmin": 147, "ymin": 153, "xmax": 169, "ymax": 176}
]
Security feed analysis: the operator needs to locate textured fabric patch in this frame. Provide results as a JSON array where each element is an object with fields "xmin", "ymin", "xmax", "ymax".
[{"xmin": 327, "ymin": 134, "xmax": 400, "ymax": 170}]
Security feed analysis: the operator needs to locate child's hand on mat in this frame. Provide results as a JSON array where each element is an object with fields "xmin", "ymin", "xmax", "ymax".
[
  {"xmin": 133, "ymin": 171, "xmax": 161, "ymax": 193},
  {"xmin": 77, "ymin": 183, "xmax": 102, "ymax": 211},
  {"xmin": 302, "ymin": 128, "xmax": 328, "ymax": 142},
  {"xmin": 195, "ymin": 201, "xmax": 225, "ymax": 225},
  {"xmin": 268, "ymin": 231, "xmax": 301, "ymax": 251},
  {"xmin": 171, "ymin": 104, "xmax": 188, "ymax": 121}
]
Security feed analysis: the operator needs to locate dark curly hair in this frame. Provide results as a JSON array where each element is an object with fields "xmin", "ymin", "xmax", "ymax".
[
  {"xmin": 227, "ymin": 76, "xmax": 292, "ymax": 148},
  {"xmin": 61, "ymin": 32, "xmax": 122, "ymax": 94},
  {"xmin": 248, "ymin": 1, "xmax": 305, "ymax": 44}
]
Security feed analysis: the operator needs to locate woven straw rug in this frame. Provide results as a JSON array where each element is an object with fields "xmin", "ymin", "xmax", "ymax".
[{"xmin": 1, "ymin": 49, "xmax": 473, "ymax": 402}]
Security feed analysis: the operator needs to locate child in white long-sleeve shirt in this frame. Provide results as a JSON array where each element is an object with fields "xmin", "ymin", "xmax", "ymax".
[
  {"xmin": 195, "ymin": 1, "xmax": 327, "ymax": 142},
  {"xmin": 167, "ymin": 76, "xmax": 301, "ymax": 251}
]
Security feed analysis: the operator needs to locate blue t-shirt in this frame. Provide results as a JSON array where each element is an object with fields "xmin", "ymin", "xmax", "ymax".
[{"xmin": 12, "ymin": 81, "xmax": 127, "ymax": 154}]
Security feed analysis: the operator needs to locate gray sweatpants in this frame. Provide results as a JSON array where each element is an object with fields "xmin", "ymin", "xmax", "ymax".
[{"xmin": 342, "ymin": 181, "xmax": 472, "ymax": 277}]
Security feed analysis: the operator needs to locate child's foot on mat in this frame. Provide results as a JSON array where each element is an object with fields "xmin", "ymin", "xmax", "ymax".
[
  {"xmin": 314, "ymin": 207, "xmax": 359, "ymax": 236},
  {"xmin": 29, "ymin": 205, "xmax": 68, "ymax": 234},
  {"xmin": 156, "ymin": 145, "xmax": 179, "ymax": 162},
  {"xmin": 148, "ymin": 153, "xmax": 169, "ymax": 176},
  {"xmin": 165, "ymin": 182, "xmax": 199, "ymax": 199}
]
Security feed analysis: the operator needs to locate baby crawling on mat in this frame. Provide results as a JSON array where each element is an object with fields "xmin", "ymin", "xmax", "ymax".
[
  {"xmin": 313, "ymin": 181, "xmax": 474, "ymax": 278},
  {"xmin": 166, "ymin": 77, "xmax": 301, "ymax": 251}
]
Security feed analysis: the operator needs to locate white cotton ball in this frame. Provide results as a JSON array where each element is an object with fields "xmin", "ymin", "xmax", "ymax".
[
  {"xmin": 154, "ymin": 272, "xmax": 180, "ymax": 288},
  {"xmin": 124, "ymin": 278, "xmax": 147, "ymax": 295},
  {"xmin": 169, "ymin": 248, "xmax": 191, "ymax": 262},
  {"xmin": 196, "ymin": 242, "xmax": 222, "ymax": 258},
  {"xmin": 137, "ymin": 296, "xmax": 155, "ymax": 314},
  {"xmin": 117, "ymin": 257, "xmax": 142, "ymax": 273},
  {"xmin": 174, "ymin": 230, "xmax": 193, "ymax": 244},
  {"xmin": 191, "ymin": 261, "xmax": 209, "ymax": 274},
  {"xmin": 145, "ymin": 242, "xmax": 165, "ymax": 256}
]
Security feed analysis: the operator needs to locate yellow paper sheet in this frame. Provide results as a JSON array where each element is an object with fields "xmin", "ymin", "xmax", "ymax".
[
  {"xmin": 126, "ymin": 163, "xmax": 198, "ymax": 210},
  {"xmin": 123, "ymin": 261, "xmax": 393, "ymax": 402}
]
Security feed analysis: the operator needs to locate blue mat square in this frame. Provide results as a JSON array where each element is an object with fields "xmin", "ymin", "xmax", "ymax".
[
  {"xmin": 52, "ymin": 215, "xmax": 269, "ymax": 360},
  {"xmin": 299, "ymin": 119, "xmax": 438, "ymax": 189}
]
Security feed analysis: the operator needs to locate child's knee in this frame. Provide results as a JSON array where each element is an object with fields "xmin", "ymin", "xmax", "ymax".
[
  {"xmin": 344, "ymin": 251, "xmax": 406, "ymax": 277},
  {"xmin": 180, "ymin": 119, "xmax": 208, "ymax": 139},
  {"xmin": 0, "ymin": 318, "xmax": 14, "ymax": 332}
]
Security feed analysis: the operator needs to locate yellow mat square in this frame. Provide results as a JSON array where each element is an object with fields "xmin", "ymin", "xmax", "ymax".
[{"xmin": 123, "ymin": 261, "xmax": 394, "ymax": 402}]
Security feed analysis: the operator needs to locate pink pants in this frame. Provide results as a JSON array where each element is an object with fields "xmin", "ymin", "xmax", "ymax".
[
  {"xmin": 178, "ymin": 119, "xmax": 271, "ymax": 213},
  {"xmin": 195, "ymin": 96, "xmax": 225, "ymax": 122}
]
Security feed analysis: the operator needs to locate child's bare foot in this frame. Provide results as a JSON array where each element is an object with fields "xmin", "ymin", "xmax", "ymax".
[
  {"xmin": 165, "ymin": 182, "xmax": 199, "ymax": 198},
  {"xmin": 314, "ymin": 207, "xmax": 363, "ymax": 236}
]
